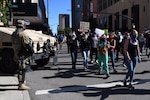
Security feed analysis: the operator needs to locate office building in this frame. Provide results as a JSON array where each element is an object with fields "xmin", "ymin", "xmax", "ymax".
[
  {"xmin": 72, "ymin": 0, "xmax": 98, "ymax": 32},
  {"xmin": 59, "ymin": 14, "xmax": 70, "ymax": 31},
  {"xmin": 71, "ymin": 0, "xmax": 83, "ymax": 31},
  {"xmin": 97, "ymin": 0, "xmax": 150, "ymax": 32}
]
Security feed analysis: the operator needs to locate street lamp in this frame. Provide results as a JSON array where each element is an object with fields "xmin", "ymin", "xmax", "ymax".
[{"xmin": 77, "ymin": 4, "xmax": 80, "ymax": 8}]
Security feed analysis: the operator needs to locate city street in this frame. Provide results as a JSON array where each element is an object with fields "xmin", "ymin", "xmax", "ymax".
[
  {"xmin": 1, "ymin": 0, "xmax": 150, "ymax": 100},
  {"xmin": 26, "ymin": 43, "xmax": 150, "ymax": 100}
]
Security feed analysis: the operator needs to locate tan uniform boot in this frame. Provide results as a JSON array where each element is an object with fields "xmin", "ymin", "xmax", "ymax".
[{"xmin": 18, "ymin": 84, "xmax": 31, "ymax": 90}]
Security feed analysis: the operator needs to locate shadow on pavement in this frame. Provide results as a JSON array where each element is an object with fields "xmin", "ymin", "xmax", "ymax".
[{"xmin": 46, "ymin": 79, "xmax": 150, "ymax": 100}]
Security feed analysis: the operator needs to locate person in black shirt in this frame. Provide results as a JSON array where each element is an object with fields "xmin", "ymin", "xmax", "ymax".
[
  {"xmin": 123, "ymin": 29, "xmax": 141, "ymax": 89},
  {"xmin": 80, "ymin": 32, "xmax": 91, "ymax": 69},
  {"xmin": 69, "ymin": 34, "xmax": 78, "ymax": 69}
]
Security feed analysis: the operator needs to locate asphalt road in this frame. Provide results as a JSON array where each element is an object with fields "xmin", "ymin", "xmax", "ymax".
[{"xmin": 26, "ymin": 43, "xmax": 150, "ymax": 100}]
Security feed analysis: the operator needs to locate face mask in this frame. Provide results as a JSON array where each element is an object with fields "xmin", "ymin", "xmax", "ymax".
[
  {"xmin": 101, "ymin": 38, "xmax": 105, "ymax": 42},
  {"xmin": 72, "ymin": 37, "xmax": 75, "ymax": 40},
  {"xmin": 131, "ymin": 33, "xmax": 137, "ymax": 39}
]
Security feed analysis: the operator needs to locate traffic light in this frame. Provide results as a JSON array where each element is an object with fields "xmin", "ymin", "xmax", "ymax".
[{"xmin": 3, "ymin": 0, "xmax": 6, "ymax": 8}]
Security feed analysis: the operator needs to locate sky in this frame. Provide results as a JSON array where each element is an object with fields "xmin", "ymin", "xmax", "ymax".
[{"xmin": 44, "ymin": 0, "xmax": 71, "ymax": 34}]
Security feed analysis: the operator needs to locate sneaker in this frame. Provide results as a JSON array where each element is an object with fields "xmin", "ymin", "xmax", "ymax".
[
  {"xmin": 96, "ymin": 70, "xmax": 101, "ymax": 75},
  {"xmin": 18, "ymin": 84, "xmax": 30, "ymax": 90},
  {"xmin": 95, "ymin": 60, "xmax": 99, "ymax": 64},
  {"xmin": 123, "ymin": 64, "xmax": 127, "ymax": 68},
  {"xmin": 84, "ymin": 67, "xmax": 87, "ymax": 70},
  {"xmin": 128, "ymin": 83, "xmax": 134, "ymax": 90},
  {"xmin": 148, "ymin": 54, "xmax": 150, "ymax": 58},
  {"xmin": 113, "ymin": 69, "xmax": 117, "ymax": 73},
  {"xmin": 106, "ymin": 74, "xmax": 110, "ymax": 78},
  {"xmin": 90, "ymin": 60, "xmax": 93, "ymax": 64},
  {"xmin": 103, "ymin": 74, "xmax": 110, "ymax": 79},
  {"xmin": 72, "ymin": 65, "xmax": 76, "ymax": 69}
]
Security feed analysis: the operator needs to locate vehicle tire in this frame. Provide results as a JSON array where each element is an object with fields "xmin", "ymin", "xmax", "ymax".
[
  {"xmin": 0, "ymin": 49, "xmax": 18, "ymax": 74},
  {"xmin": 35, "ymin": 57, "xmax": 50, "ymax": 67}
]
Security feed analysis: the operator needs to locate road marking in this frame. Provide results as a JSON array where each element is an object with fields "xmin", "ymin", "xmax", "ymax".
[{"xmin": 35, "ymin": 81, "xmax": 139, "ymax": 95}]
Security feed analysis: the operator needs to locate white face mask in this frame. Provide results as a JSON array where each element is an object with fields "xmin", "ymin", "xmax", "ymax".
[{"xmin": 72, "ymin": 37, "xmax": 75, "ymax": 40}]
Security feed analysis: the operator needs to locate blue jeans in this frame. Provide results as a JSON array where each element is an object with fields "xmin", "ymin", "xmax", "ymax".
[
  {"xmin": 83, "ymin": 50, "xmax": 90, "ymax": 68},
  {"xmin": 109, "ymin": 51, "xmax": 116, "ymax": 70},
  {"xmin": 71, "ymin": 51, "xmax": 77, "ymax": 66},
  {"xmin": 125, "ymin": 56, "xmax": 138, "ymax": 83}
]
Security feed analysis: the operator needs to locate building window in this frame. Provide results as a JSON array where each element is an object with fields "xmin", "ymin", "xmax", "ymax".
[
  {"xmin": 24, "ymin": 0, "xmax": 31, "ymax": 3},
  {"xmin": 13, "ymin": 0, "xmax": 16, "ymax": 3},
  {"xmin": 98, "ymin": 0, "xmax": 103, "ymax": 11},
  {"xmin": 114, "ymin": 0, "xmax": 120, "ymax": 3},
  {"xmin": 103, "ymin": 0, "xmax": 107, "ymax": 9},
  {"xmin": 143, "ymin": 6, "xmax": 145, "ymax": 12},
  {"xmin": 108, "ymin": 0, "xmax": 113, "ymax": 7},
  {"xmin": 16, "ymin": 0, "xmax": 22, "ymax": 3},
  {"xmin": 90, "ymin": 1, "xmax": 93, "ymax": 13}
]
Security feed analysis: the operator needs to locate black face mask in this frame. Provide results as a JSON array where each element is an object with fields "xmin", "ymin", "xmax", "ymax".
[{"xmin": 101, "ymin": 38, "xmax": 105, "ymax": 42}]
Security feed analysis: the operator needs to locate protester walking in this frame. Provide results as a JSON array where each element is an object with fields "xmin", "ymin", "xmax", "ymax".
[
  {"xmin": 69, "ymin": 34, "xmax": 78, "ymax": 69},
  {"xmin": 122, "ymin": 32, "xmax": 130, "ymax": 68},
  {"xmin": 90, "ymin": 33, "xmax": 98, "ymax": 64},
  {"xmin": 58, "ymin": 34, "xmax": 64, "ymax": 50},
  {"xmin": 97, "ymin": 34, "xmax": 110, "ymax": 78},
  {"xmin": 138, "ymin": 32, "xmax": 145, "ymax": 54},
  {"xmin": 108, "ymin": 32, "xmax": 117, "ymax": 73},
  {"xmin": 123, "ymin": 29, "xmax": 141, "ymax": 89},
  {"xmin": 80, "ymin": 32, "xmax": 91, "ymax": 69},
  {"xmin": 66, "ymin": 34, "xmax": 71, "ymax": 53},
  {"xmin": 115, "ymin": 31, "xmax": 123, "ymax": 61}
]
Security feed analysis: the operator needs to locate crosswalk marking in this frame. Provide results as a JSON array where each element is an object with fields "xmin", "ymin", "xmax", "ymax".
[{"xmin": 35, "ymin": 81, "xmax": 139, "ymax": 95}]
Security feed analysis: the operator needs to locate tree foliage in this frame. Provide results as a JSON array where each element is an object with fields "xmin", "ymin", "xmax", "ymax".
[
  {"xmin": 64, "ymin": 27, "xmax": 71, "ymax": 34},
  {"xmin": 0, "ymin": 0, "xmax": 11, "ymax": 26},
  {"xmin": 58, "ymin": 27, "xmax": 72, "ymax": 35}
]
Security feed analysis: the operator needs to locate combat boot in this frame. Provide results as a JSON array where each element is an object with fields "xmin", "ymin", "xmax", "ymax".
[{"xmin": 18, "ymin": 83, "xmax": 30, "ymax": 90}]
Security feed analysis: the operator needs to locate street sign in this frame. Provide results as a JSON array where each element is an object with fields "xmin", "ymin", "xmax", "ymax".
[{"xmin": 12, "ymin": 5, "xmax": 18, "ymax": 8}]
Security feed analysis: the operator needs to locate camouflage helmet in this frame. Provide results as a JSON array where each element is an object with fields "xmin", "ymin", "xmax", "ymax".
[{"xmin": 16, "ymin": 19, "xmax": 26, "ymax": 28}]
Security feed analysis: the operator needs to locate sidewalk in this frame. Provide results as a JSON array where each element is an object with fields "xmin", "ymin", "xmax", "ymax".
[{"xmin": 0, "ymin": 76, "xmax": 30, "ymax": 100}]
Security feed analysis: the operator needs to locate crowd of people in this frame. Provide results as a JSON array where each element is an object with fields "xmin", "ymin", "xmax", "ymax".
[{"xmin": 56, "ymin": 28, "xmax": 150, "ymax": 89}]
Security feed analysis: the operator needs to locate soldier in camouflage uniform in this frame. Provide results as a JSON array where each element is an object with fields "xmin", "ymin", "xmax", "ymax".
[{"xmin": 12, "ymin": 19, "xmax": 32, "ymax": 90}]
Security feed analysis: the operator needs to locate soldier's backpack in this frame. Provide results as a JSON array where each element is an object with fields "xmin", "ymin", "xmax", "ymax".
[{"xmin": 23, "ymin": 39, "xmax": 34, "ymax": 57}]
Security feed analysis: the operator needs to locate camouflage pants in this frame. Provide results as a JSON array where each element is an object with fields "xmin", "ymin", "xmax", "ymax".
[{"xmin": 18, "ymin": 57, "xmax": 26, "ymax": 85}]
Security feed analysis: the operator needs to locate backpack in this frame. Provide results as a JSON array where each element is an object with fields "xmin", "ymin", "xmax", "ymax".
[{"xmin": 20, "ymin": 39, "xmax": 34, "ymax": 58}]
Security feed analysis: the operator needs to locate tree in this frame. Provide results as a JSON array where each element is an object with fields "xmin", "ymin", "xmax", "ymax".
[
  {"xmin": 58, "ymin": 27, "xmax": 72, "ymax": 35},
  {"xmin": 58, "ymin": 29, "xmax": 64, "ymax": 35},
  {"xmin": 0, "ymin": 0, "xmax": 11, "ymax": 26},
  {"xmin": 64, "ymin": 27, "xmax": 71, "ymax": 35}
]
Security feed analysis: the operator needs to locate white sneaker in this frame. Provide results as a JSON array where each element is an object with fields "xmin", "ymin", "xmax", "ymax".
[
  {"xmin": 90, "ymin": 61, "xmax": 93, "ymax": 64},
  {"xmin": 123, "ymin": 64, "xmax": 127, "ymax": 68},
  {"xmin": 96, "ymin": 60, "xmax": 99, "ymax": 64}
]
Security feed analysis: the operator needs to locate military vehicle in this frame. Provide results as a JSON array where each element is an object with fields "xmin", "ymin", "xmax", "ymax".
[{"xmin": 0, "ymin": 26, "xmax": 56, "ymax": 73}]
